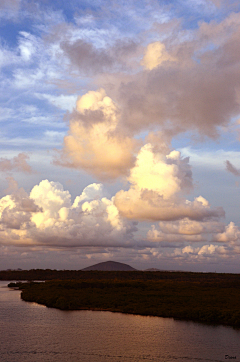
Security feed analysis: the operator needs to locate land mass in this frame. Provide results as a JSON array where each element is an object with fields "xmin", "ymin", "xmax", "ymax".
[
  {"xmin": 81, "ymin": 261, "xmax": 136, "ymax": 271},
  {"xmin": 8, "ymin": 270, "xmax": 240, "ymax": 329}
]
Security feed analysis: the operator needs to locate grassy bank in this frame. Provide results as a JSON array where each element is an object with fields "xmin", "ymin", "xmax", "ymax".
[{"xmin": 8, "ymin": 272, "xmax": 240, "ymax": 328}]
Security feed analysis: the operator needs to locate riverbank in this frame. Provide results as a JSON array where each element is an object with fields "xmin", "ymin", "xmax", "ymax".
[{"xmin": 9, "ymin": 272, "xmax": 240, "ymax": 328}]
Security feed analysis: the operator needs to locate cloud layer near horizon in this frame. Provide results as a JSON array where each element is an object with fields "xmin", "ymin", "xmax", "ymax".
[{"xmin": 0, "ymin": 175, "xmax": 239, "ymax": 268}]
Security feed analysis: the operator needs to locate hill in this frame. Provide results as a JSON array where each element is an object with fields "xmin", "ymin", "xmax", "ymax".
[{"xmin": 81, "ymin": 261, "xmax": 136, "ymax": 271}]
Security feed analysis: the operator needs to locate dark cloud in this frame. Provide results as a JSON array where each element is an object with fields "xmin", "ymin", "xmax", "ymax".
[
  {"xmin": 111, "ymin": 54, "xmax": 240, "ymax": 138},
  {"xmin": 225, "ymin": 160, "xmax": 240, "ymax": 176},
  {"xmin": 61, "ymin": 38, "xmax": 139, "ymax": 75},
  {"xmin": 61, "ymin": 39, "xmax": 113, "ymax": 74},
  {"xmin": 92, "ymin": 13, "xmax": 240, "ymax": 139}
]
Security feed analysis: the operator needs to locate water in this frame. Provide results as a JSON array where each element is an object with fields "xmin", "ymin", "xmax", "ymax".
[{"xmin": 0, "ymin": 281, "xmax": 239, "ymax": 362}]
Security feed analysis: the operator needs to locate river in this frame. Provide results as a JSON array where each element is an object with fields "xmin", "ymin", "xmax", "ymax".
[{"xmin": 0, "ymin": 281, "xmax": 239, "ymax": 362}]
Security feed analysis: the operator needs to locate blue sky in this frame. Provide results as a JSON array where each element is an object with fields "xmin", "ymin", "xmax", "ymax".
[{"xmin": 1, "ymin": 0, "xmax": 240, "ymax": 271}]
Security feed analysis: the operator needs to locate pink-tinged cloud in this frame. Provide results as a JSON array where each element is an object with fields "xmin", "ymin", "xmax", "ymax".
[
  {"xmin": 147, "ymin": 219, "xmax": 225, "ymax": 244},
  {"xmin": 216, "ymin": 222, "xmax": 240, "ymax": 245},
  {"xmin": 114, "ymin": 144, "xmax": 224, "ymax": 222},
  {"xmin": 0, "ymin": 177, "xmax": 238, "ymax": 270},
  {"xmin": 57, "ymin": 12, "xmax": 240, "ymax": 181},
  {"xmin": 55, "ymin": 89, "xmax": 138, "ymax": 180},
  {"xmin": 60, "ymin": 38, "xmax": 139, "ymax": 75},
  {"xmin": 92, "ymin": 13, "xmax": 240, "ymax": 139},
  {"xmin": 0, "ymin": 153, "xmax": 33, "ymax": 173}
]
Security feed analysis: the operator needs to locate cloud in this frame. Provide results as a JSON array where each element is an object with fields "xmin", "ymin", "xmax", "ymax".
[
  {"xmin": 0, "ymin": 179, "xmax": 137, "ymax": 248},
  {"xmin": 29, "ymin": 180, "xmax": 72, "ymax": 228},
  {"xmin": 0, "ymin": 0, "xmax": 20, "ymax": 9},
  {"xmin": 141, "ymin": 41, "xmax": 177, "ymax": 70},
  {"xmin": 4, "ymin": 176, "xmax": 19, "ymax": 195},
  {"xmin": 0, "ymin": 153, "xmax": 33, "ymax": 173},
  {"xmin": 147, "ymin": 218, "xmax": 225, "ymax": 244},
  {"xmin": 60, "ymin": 39, "xmax": 114, "ymax": 75},
  {"xmin": 0, "ymin": 0, "xmax": 21, "ymax": 20},
  {"xmin": 216, "ymin": 222, "xmax": 240, "ymax": 244},
  {"xmin": 114, "ymin": 143, "xmax": 224, "ymax": 222},
  {"xmin": 18, "ymin": 31, "xmax": 37, "ymax": 62},
  {"xmin": 0, "ymin": 177, "xmax": 236, "ymax": 269},
  {"xmin": 94, "ymin": 12, "xmax": 240, "ymax": 139},
  {"xmin": 160, "ymin": 218, "xmax": 223, "ymax": 235},
  {"xmin": 0, "ymin": 183, "xmax": 40, "ymax": 231},
  {"xmin": 72, "ymin": 183, "xmax": 103, "ymax": 207},
  {"xmin": 34, "ymin": 93, "xmax": 78, "ymax": 112},
  {"xmin": 55, "ymin": 89, "xmax": 137, "ymax": 179},
  {"xmin": 180, "ymin": 243, "xmax": 228, "ymax": 257},
  {"xmin": 2, "ymin": 1, "xmax": 240, "ymax": 270},
  {"xmin": 128, "ymin": 144, "xmax": 193, "ymax": 198},
  {"xmin": 225, "ymin": 160, "xmax": 240, "ymax": 176},
  {"xmin": 59, "ymin": 24, "xmax": 141, "ymax": 74}
]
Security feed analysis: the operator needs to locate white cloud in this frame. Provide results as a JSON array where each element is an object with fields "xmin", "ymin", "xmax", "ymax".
[
  {"xmin": 30, "ymin": 180, "xmax": 72, "ymax": 228},
  {"xmin": 35, "ymin": 93, "xmax": 78, "ymax": 112},
  {"xmin": 216, "ymin": 222, "xmax": 240, "ymax": 244},
  {"xmin": 72, "ymin": 183, "xmax": 103, "ymax": 207},
  {"xmin": 18, "ymin": 31, "xmax": 37, "ymax": 62},
  {"xmin": 114, "ymin": 143, "xmax": 224, "ymax": 222},
  {"xmin": 0, "ymin": 180, "xmax": 136, "ymax": 247}
]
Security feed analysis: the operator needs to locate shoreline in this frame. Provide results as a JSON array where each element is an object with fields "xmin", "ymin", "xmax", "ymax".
[
  {"xmin": 19, "ymin": 299, "xmax": 233, "ymax": 328},
  {"xmin": 9, "ymin": 275, "xmax": 240, "ymax": 329}
]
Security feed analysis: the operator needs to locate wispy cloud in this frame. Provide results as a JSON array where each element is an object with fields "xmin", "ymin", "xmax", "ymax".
[
  {"xmin": 225, "ymin": 160, "xmax": 240, "ymax": 176},
  {"xmin": 0, "ymin": 153, "xmax": 33, "ymax": 173}
]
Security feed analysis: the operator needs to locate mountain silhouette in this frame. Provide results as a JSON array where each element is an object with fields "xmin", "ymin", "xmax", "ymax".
[{"xmin": 82, "ymin": 260, "xmax": 136, "ymax": 271}]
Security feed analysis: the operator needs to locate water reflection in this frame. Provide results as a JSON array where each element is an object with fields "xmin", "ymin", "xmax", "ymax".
[{"xmin": 0, "ymin": 281, "xmax": 239, "ymax": 362}]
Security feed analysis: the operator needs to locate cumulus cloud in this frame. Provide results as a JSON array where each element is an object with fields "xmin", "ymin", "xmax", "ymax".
[
  {"xmin": 0, "ymin": 153, "xmax": 33, "ymax": 173},
  {"xmin": 141, "ymin": 242, "xmax": 232, "ymax": 268},
  {"xmin": 180, "ymin": 244, "xmax": 228, "ymax": 258},
  {"xmin": 56, "ymin": 89, "xmax": 137, "ymax": 179},
  {"xmin": 0, "ymin": 179, "xmax": 137, "ymax": 248},
  {"xmin": 0, "ymin": 178, "xmax": 235, "ymax": 268},
  {"xmin": 147, "ymin": 218, "xmax": 225, "ymax": 244},
  {"xmin": 114, "ymin": 144, "xmax": 224, "ymax": 222},
  {"xmin": 216, "ymin": 222, "xmax": 240, "ymax": 244},
  {"xmin": 30, "ymin": 180, "xmax": 72, "ymax": 228},
  {"xmin": 0, "ymin": 182, "xmax": 40, "ymax": 232},
  {"xmin": 72, "ymin": 183, "xmax": 103, "ymax": 207}
]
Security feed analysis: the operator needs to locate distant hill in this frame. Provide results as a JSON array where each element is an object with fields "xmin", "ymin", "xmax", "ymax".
[
  {"xmin": 145, "ymin": 268, "xmax": 162, "ymax": 271},
  {"xmin": 82, "ymin": 261, "xmax": 137, "ymax": 271}
]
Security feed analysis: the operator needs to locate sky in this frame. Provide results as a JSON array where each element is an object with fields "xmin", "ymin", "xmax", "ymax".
[{"xmin": 1, "ymin": 0, "xmax": 240, "ymax": 272}]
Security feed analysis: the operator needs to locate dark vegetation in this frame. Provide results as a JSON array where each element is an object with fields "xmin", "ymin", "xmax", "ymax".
[{"xmin": 6, "ymin": 270, "xmax": 240, "ymax": 328}]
